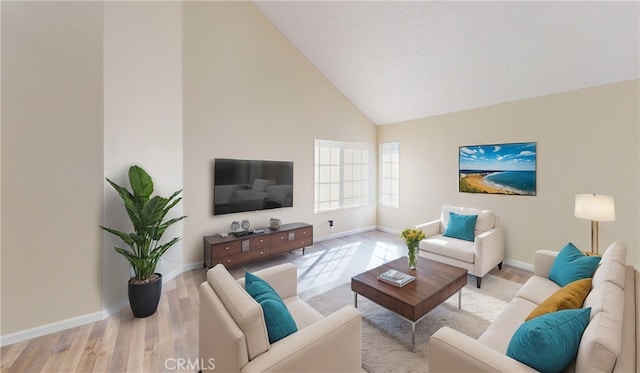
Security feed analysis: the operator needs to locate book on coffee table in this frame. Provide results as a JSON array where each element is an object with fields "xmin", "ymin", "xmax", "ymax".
[{"xmin": 378, "ymin": 269, "xmax": 416, "ymax": 287}]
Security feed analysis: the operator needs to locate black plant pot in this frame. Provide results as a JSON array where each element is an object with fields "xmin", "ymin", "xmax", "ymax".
[{"xmin": 128, "ymin": 273, "xmax": 162, "ymax": 318}]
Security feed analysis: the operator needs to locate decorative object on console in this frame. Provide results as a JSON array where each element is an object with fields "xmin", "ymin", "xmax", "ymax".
[
  {"xmin": 574, "ymin": 193, "xmax": 616, "ymax": 255},
  {"xmin": 100, "ymin": 165, "xmax": 187, "ymax": 318},
  {"xmin": 269, "ymin": 218, "xmax": 281, "ymax": 230},
  {"xmin": 230, "ymin": 220, "xmax": 240, "ymax": 233},
  {"xmin": 241, "ymin": 219, "xmax": 251, "ymax": 232},
  {"xmin": 459, "ymin": 142, "xmax": 537, "ymax": 195},
  {"xmin": 401, "ymin": 228, "xmax": 425, "ymax": 270}
]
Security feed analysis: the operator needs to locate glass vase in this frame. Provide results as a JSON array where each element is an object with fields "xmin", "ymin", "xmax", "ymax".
[{"xmin": 407, "ymin": 245, "xmax": 418, "ymax": 270}]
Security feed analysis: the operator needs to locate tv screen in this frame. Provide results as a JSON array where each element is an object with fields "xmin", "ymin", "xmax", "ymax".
[{"xmin": 213, "ymin": 158, "xmax": 293, "ymax": 215}]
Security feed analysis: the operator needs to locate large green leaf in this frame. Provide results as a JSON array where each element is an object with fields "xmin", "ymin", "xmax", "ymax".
[
  {"xmin": 129, "ymin": 165, "xmax": 153, "ymax": 200},
  {"xmin": 141, "ymin": 196, "xmax": 168, "ymax": 226}
]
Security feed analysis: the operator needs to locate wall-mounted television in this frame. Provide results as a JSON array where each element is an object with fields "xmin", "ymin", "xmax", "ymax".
[{"xmin": 213, "ymin": 158, "xmax": 294, "ymax": 215}]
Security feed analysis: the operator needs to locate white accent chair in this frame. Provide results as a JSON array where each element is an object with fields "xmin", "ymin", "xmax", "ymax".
[
  {"xmin": 416, "ymin": 205, "xmax": 504, "ymax": 288},
  {"xmin": 199, "ymin": 263, "xmax": 362, "ymax": 372}
]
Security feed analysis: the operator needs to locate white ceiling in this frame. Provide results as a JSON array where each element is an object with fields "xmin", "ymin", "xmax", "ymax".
[{"xmin": 255, "ymin": 1, "xmax": 640, "ymax": 125}]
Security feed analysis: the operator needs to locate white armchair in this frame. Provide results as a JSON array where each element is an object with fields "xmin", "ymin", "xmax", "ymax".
[
  {"xmin": 199, "ymin": 263, "xmax": 362, "ymax": 372},
  {"xmin": 416, "ymin": 205, "xmax": 504, "ymax": 288}
]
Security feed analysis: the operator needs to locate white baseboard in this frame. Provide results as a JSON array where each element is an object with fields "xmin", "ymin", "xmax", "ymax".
[
  {"xmin": 503, "ymin": 258, "xmax": 534, "ymax": 272},
  {"xmin": 1, "ymin": 261, "xmax": 205, "ymax": 347},
  {"xmin": 376, "ymin": 225, "xmax": 401, "ymax": 235},
  {"xmin": 0, "ymin": 311, "xmax": 103, "ymax": 347},
  {"xmin": 314, "ymin": 225, "xmax": 377, "ymax": 242}
]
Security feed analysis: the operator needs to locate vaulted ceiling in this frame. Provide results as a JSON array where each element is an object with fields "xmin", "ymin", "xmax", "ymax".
[{"xmin": 255, "ymin": 1, "xmax": 639, "ymax": 125}]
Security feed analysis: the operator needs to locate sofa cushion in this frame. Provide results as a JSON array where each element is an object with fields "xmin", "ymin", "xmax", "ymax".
[
  {"xmin": 592, "ymin": 260, "xmax": 626, "ymax": 289},
  {"xmin": 245, "ymin": 272, "xmax": 298, "ymax": 344},
  {"xmin": 478, "ymin": 297, "xmax": 538, "ymax": 353},
  {"xmin": 207, "ymin": 265, "xmax": 269, "ymax": 359},
  {"xmin": 443, "ymin": 212, "xmax": 477, "ymax": 241},
  {"xmin": 525, "ymin": 278, "xmax": 591, "ymax": 321},
  {"xmin": 421, "ymin": 234, "xmax": 475, "ymax": 263},
  {"xmin": 600, "ymin": 241, "xmax": 627, "ymax": 264},
  {"xmin": 514, "ymin": 275, "xmax": 561, "ymax": 305},
  {"xmin": 577, "ymin": 281, "xmax": 624, "ymax": 372},
  {"xmin": 506, "ymin": 308, "xmax": 591, "ymax": 373},
  {"xmin": 549, "ymin": 243, "xmax": 600, "ymax": 287}
]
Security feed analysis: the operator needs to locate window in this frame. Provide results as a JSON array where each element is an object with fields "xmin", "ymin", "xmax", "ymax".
[
  {"xmin": 379, "ymin": 142, "xmax": 399, "ymax": 207},
  {"xmin": 314, "ymin": 139, "xmax": 374, "ymax": 213}
]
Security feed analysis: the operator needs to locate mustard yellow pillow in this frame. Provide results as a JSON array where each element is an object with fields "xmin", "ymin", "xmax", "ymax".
[{"xmin": 525, "ymin": 278, "xmax": 592, "ymax": 321}]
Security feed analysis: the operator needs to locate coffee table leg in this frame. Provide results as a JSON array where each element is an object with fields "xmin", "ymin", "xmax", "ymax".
[
  {"xmin": 353, "ymin": 292, "xmax": 358, "ymax": 308},
  {"xmin": 411, "ymin": 322, "xmax": 416, "ymax": 353},
  {"xmin": 458, "ymin": 288, "xmax": 462, "ymax": 309}
]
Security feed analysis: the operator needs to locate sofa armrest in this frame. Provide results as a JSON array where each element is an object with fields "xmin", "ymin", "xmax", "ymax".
[
  {"xmin": 473, "ymin": 226, "xmax": 505, "ymax": 276},
  {"xmin": 416, "ymin": 219, "xmax": 441, "ymax": 237},
  {"xmin": 243, "ymin": 306, "xmax": 362, "ymax": 373},
  {"xmin": 237, "ymin": 263, "xmax": 298, "ymax": 300},
  {"xmin": 429, "ymin": 327, "xmax": 537, "ymax": 373},
  {"xmin": 533, "ymin": 250, "xmax": 559, "ymax": 278}
]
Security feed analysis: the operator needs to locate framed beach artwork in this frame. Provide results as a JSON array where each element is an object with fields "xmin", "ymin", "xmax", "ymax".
[{"xmin": 459, "ymin": 142, "xmax": 537, "ymax": 195}]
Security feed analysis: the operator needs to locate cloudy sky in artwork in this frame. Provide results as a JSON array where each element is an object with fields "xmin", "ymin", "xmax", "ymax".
[{"xmin": 459, "ymin": 142, "xmax": 536, "ymax": 171}]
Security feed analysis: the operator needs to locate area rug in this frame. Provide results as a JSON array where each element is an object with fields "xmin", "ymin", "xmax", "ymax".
[{"xmin": 304, "ymin": 274, "xmax": 522, "ymax": 373}]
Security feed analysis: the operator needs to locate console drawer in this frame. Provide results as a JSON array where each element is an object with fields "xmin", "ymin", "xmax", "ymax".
[{"xmin": 212, "ymin": 241, "xmax": 242, "ymax": 259}]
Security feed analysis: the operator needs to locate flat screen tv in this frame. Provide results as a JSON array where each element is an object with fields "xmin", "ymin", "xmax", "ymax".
[{"xmin": 213, "ymin": 158, "xmax": 294, "ymax": 215}]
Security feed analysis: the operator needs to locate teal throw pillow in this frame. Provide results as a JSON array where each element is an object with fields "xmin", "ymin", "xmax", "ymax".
[
  {"xmin": 506, "ymin": 308, "xmax": 591, "ymax": 373},
  {"xmin": 245, "ymin": 271, "xmax": 297, "ymax": 344},
  {"xmin": 443, "ymin": 212, "xmax": 477, "ymax": 242},
  {"xmin": 260, "ymin": 299, "xmax": 298, "ymax": 344},
  {"xmin": 548, "ymin": 243, "xmax": 601, "ymax": 287}
]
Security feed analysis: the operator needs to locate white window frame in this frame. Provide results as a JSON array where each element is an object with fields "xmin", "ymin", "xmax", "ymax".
[
  {"xmin": 314, "ymin": 139, "xmax": 375, "ymax": 213},
  {"xmin": 379, "ymin": 142, "xmax": 400, "ymax": 208}
]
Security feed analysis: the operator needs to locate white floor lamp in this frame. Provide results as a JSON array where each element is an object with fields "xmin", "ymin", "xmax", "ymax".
[{"xmin": 574, "ymin": 194, "xmax": 616, "ymax": 255}]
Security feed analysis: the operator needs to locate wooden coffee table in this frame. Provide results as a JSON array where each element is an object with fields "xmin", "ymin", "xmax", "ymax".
[{"xmin": 351, "ymin": 257, "xmax": 468, "ymax": 352}]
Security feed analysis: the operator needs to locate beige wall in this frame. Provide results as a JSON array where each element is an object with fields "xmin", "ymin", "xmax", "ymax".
[
  {"xmin": 182, "ymin": 1, "xmax": 377, "ymax": 266},
  {"xmin": 103, "ymin": 1, "xmax": 184, "ymax": 314},
  {"xmin": 1, "ymin": 2, "xmax": 104, "ymax": 335},
  {"xmin": 378, "ymin": 80, "xmax": 640, "ymax": 268}
]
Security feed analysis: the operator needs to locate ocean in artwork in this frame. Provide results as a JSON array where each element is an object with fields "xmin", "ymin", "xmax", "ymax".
[{"xmin": 484, "ymin": 171, "xmax": 536, "ymax": 195}]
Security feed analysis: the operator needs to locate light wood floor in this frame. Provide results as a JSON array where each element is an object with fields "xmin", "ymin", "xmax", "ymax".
[{"xmin": 1, "ymin": 230, "xmax": 531, "ymax": 372}]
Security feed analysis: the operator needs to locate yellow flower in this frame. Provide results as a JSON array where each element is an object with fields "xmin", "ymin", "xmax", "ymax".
[{"xmin": 401, "ymin": 228, "xmax": 426, "ymax": 248}]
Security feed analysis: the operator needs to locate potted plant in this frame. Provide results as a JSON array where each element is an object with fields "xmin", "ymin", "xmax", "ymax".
[{"xmin": 100, "ymin": 165, "xmax": 186, "ymax": 318}]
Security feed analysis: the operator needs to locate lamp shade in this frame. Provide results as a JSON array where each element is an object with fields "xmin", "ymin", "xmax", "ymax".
[{"xmin": 574, "ymin": 194, "xmax": 616, "ymax": 221}]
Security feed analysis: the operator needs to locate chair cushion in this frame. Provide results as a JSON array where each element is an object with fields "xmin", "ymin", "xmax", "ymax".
[
  {"xmin": 525, "ymin": 278, "xmax": 591, "ymax": 321},
  {"xmin": 207, "ymin": 265, "xmax": 269, "ymax": 360},
  {"xmin": 245, "ymin": 271, "xmax": 298, "ymax": 344},
  {"xmin": 443, "ymin": 212, "xmax": 477, "ymax": 242},
  {"xmin": 506, "ymin": 308, "xmax": 591, "ymax": 373},
  {"xmin": 548, "ymin": 243, "xmax": 600, "ymax": 287},
  {"xmin": 421, "ymin": 234, "xmax": 475, "ymax": 263}
]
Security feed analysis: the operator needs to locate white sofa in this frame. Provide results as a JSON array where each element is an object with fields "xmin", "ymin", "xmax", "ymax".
[
  {"xmin": 429, "ymin": 241, "xmax": 638, "ymax": 373},
  {"xmin": 417, "ymin": 205, "xmax": 504, "ymax": 288},
  {"xmin": 199, "ymin": 263, "xmax": 362, "ymax": 372}
]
